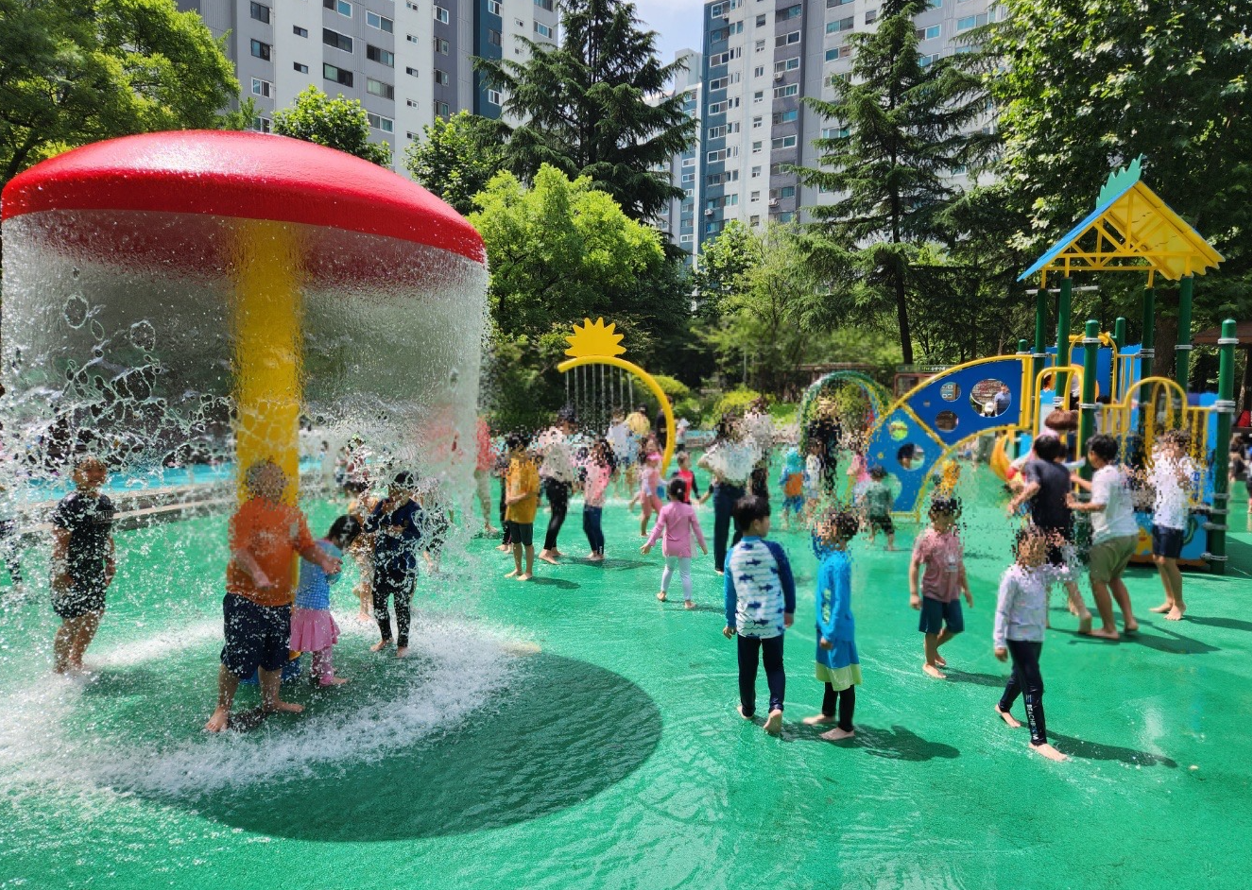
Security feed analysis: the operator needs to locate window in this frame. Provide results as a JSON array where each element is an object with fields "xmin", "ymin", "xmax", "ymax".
[
  {"xmin": 750, "ymin": 191, "xmax": 760, "ymax": 201},
  {"xmin": 488, "ymin": 29, "xmax": 502, "ymax": 45},
  {"xmin": 772, "ymin": 135, "xmax": 797, "ymax": 149},
  {"xmin": 405, "ymin": 66, "xmax": 420, "ymax": 77},
  {"xmin": 957, "ymin": 13, "xmax": 989, "ymax": 30},
  {"xmin": 865, "ymin": 8, "xmax": 877, "ymax": 23},
  {"xmin": 755, "ymin": 39, "xmax": 766, "ymax": 52},
  {"xmin": 920, "ymin": 52, "xmax": 940, "ymax": 66},
  {"xmin": 323, "ymin": 29, "xmax": 353, "ymax": 52},
  {"xmin": 711, "ymin": 27, "xmax": 728, "ymax": 42},
  {"xmin": 367, "ymin": 112, "xmax": 394, "ymax": 133},
  {"xmin": 293, "ymin": 25, "xmax": 308, "ymax": 37},
  {"xmin": 434, "ymin": 5, "xmax": 449, "ymax": 23},
  {"xmin": 754, "ymin": 65, "xmax": 765, "ymax": 77},
  {"xmin": 709, "ymin": 77, "xmax": 727, "ymax": 91},
  {"xmin": 323, "ymin": 63, "xmax": 352, "ymax": 86},
  {"xmin": 752, "ymin": 141, "xmax": 762, "ymax": 153},
  {"xmin": 752, "ymin": 116, "xmax": 762, "ymax": 128},
  {"xmin": 323, "ymin": 0, "xmax": 352, "ymax": 15},
  {"xmin": 367, "ymin": 11, "xmax": 394, "ymax": 32},
  {"xmin": 367, "ymin": 45, "xmax": 395, "ymax": 66},
  {"xmin": 773, "ymin": 83, "xmax": 799, "ymax": 98},
  {"xmin": 780, "ymin": 185, "xmax": 796, "ymax": 198},
  {"xmin": 294, "ymin": 62, "xmax": 309, "ymax": 73},
  {"xmin": 252, "ymin": 116, "xmax": 272, "ymax": 133},
  {"xmin": 250, "ymin": 77, "xmax": 274, "ymax": 98},
  {"xmin": 826, "ymin": 17, "xmax": 853, "ymax": 33},
  {"xmin": 681, "ymin": 172, "xmax": 695, "ymax": 183},
  {"xmin": 435, "ymin": 37, "xmax": 449, "ymax": 53},
  {"xmin": 535, "ymin": 0, "xmax": 554, "ymax": 9},
  {"xmin": 406, "ymin": 1, "xmax": 418, "ymax": 8},
  {"xmin": 774, "ymin": 57, "xmax": 800, "ymax": 73},
  {"xmin": 487, "ymin": 0, "xmax": 501, "ymax": 13},
  {"xmin": 821, "ymin": 125, "xmax": 850, "ymax": 138},
  {"xmin": 250, "ymin": 40, "xmax": 271, "ymax": 60},
  {"xmin": 778, "ymin": 212, "xmax": 794, "ymax": 222},
  {"xmin": 825, "ymin": 45, "xmax": 852, "ymax": 60},
  {"xmin": 680, "ymin": 234, "xmax": 694, "ymax": 244},
  {"xmin": 534, "ymin": 22, "xmax": 552, "ymax": 37},
  {"xmin": 407, "ymin": 33, "xmax": 418, "ymax": 42},
  {"xmin": 776, "ymin": 30, "xmax": 800, "ymax": 47},
  {"xmin": 732, "ymin": 21, "xmax": 745, "ymax": 34},
  {"xmin": 249, "ymin": 2, "xmax": 270, "ymax": 23},
  {"xmin": 826, "ymin": 0, "xmax": 852, "ymax": 6},
  {"xmin": 681, "ymin": 157, "xmax": 696, "ymax": 167},
  {"xmin": 407, "ymin": 98, "xmax": 419, "ymax": 107},
  {"xmin": 434, "ymin": 69, "xmax": 450, "ymax": 85},
  {"xmin": 753, "ymin": 90, "xmax": 764, "ymax": 103},
  {"xmin": 930, "ymin": 0, "xmax": 942, "ymax": 5},
  {"xmin": 781, "ymin": 3, "xmax": 801, "ymax": 18},
  {"xmin": 917, "ymin": 25, "xmax": 941, "ymax": 39},
  {"xmin": 750, "ymin": 215, "xmax": 760, "ymax": 226},
  {"xmin": 367, "ymin": 78, "xmax": 394, "ymax": 100},
  {"xmin": 436, "ymin": 102, "xmax": 450, "ymax": 116},
  {"xmin": 773, "ymin": 109, "xmax": 797, "ymax": 124},
  {"xmin": 726, "ymin": 194, "xmax": 739, "ymax": 206},
  {"xmin": 751, "ymin": 166, "xmax": 761, "ymax": 177},
  {"xmin": 708, "ymin": 125, "xmax": 726, "ymax": 139},
  {"xmin": 709, "ymin": 2, "xmax": 724, "ymax": 15},
  {"xmin": 755, "ymin": 13, "xmax": 766, "ymax": 25}
]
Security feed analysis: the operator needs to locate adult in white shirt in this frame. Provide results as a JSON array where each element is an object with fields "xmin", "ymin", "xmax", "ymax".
[
  {"xmin": 1068, "ymin": 434, "xmax": 1140, "ymax": 639},
  {"xmin": 537, "ymin": 411, "xmax": 579, "ymax": 564},
  {"xmin": 697, "ymin": 413, "xmax": 760, "ymax": 573}
]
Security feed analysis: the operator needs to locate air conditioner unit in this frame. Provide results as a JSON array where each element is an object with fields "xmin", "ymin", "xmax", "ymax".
[
  {"xmin": 774, "ymin": 72, "xmax": 784, "ymax": 81},
  {"xmin": 768, "ymin": 198, "xmax": 779, "ymax": 207},
  {"xmin": 705, "ymin": 208, "xmax": 715, "ymax": 216}
]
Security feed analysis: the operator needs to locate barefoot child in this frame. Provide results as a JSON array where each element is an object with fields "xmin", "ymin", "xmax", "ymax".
[
  {"xmin": 50, "ymin": 457, "xmax": 116, "ymax": 674},
  {"xmin": 802, "ymin": 509, "xmax": 862, "ymax": 741},
  {"xmin": 291, "ymin": 515, "xmax": 360, "ymax": 686},
  {"xmin": 503, "ymin": 432, "xmax": 540, "ymax": 581},
  {"xmin": 642, "ymin": 478, "xmax": 708, "ymax": 608},
  {"xmin": 634, "ymin": 440, "xmax": 664, "ymax": 537},
  {"xmin": 582, "ymin": 438, "xmax": 612, "ymax": 561},
  {"xmin": 365, "ymin": 471, "xmax": 426, "ymax": 656},
  {"xmin": 1147, "ymin": 430, "xmax": 1195, "ymax": 621},
  {"xmin": 1067, "ymin": 434, "xmax": 1139, "ymax": 639},
  {"xmin": 994, "ymin": 525, "xmax": 1067, "ymax": 762},
  {"xmin": 206, "ymin": 460, "xmax": 341, "ymax": 732},
  {"xmin": 722, "ymin": 495, "xmax": 795, "ymax": 735},
  {"xmin": 909, "ymin": 495, "xmax": 972, "ymax": 679},
  {"xmin": 672, "ymin": 450, "xmax": 700, "ymax": 504},
  {"xmin": 778, "ymin": 446, "xmax": 806, "ymax": 529},
  {"xmin": 861, "ymin": 466, "xmax": 895, "ymax": 550}
]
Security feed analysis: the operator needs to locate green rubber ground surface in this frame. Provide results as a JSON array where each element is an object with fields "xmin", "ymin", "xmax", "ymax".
[{"xmin": 2, "ymin": 465, "xmax": 1251, "ymax": 890}]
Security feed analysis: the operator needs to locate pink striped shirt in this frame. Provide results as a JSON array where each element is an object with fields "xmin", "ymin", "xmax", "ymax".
[{"xmin": 645, "ymin": 502, "xmax": 707, "ymax": 558}]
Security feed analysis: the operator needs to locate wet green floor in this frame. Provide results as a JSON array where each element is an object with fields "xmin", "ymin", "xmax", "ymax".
[{"xmin": 2, "ymin": 466, "xmax": 1251, "ymax": 890}]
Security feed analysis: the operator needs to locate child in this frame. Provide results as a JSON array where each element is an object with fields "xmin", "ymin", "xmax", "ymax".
[
  {"xmin": 803, "ymin": 439, "xmax": 824, "ymax": 514},
  {"xmin": 1147, "ymin": 430, "xmax": 1196, "ymax": 620},
  {"xmin": 861, "ymin": 466, "xmax": 896, "ymax": 550},
  {"xmin": 993, "ymin": 525, "xmax": 1067, "ymax": 762},
  {"xmin": 50, "ymin": 456, "xmax": 116, "ymax": 674},
  {"xmin": 290, "ymin": 515, "xmax": 361, "ymax": 687},
  {"xmin": 1067, "ymin": 434, "xmax": 1140, "ymax": 639},
  {"xmin": 503, "ymin": 432, "xmax": 540, "ymax": 581},
  {"xmin": 672, "ymin": 450, "xmax": 700, "ymax": 504},
  {"xmin": 473, "ymin": 416, "xmax": 498, "ymax": 536},
  {"xmin": 345, "ymin": 479, "xmax": 378, "ymax": 621},
  {"xmin": 909, "ymin": 495, "xmax": 972, "ymax": 679},
  {"xmin": 779, "ymin": 446, "xmax": 806, "ymax": 529},
  {"xmin": 722, "ymin": 495, "xmax": 795, "ymax": 735},
  {"xmin": 206, "ymin": 460, "xmax": 341, "ymax": 732},
  {"xmin": 802, "ymin": 508, "xmax": 862, "ymax": 741},
  {"xmin": 642, "ymin": 478, "xmax": 708, "ymax": 608},
  {"xmin": 845, "ymin": 447, "xmax": 870, "ymax": 500},
  {"xmin": 634, "ymin": 439, "xmax": 663, "ymax": 536},
  {"xmin": 583, "ymin": 438, "xmax": 612, "ymax": 561},
  {"xmin": 364, "ymin": 471, "xmax": 426, "ymax": 657}
]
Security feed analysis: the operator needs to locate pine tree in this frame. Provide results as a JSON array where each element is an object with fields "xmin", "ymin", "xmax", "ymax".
[
  {"xmin": 475, "ymin": 0, "xmax": 696, "ymax": 222},
  {"xmin": 793, "ymin": 0, "xmax": 989, "ymax": 364}
]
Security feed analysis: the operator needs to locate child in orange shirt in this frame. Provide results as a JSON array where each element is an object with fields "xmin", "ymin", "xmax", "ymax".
[{"xmin": 504, "ymin": 433, "xmax": 540, "ymax": 581}]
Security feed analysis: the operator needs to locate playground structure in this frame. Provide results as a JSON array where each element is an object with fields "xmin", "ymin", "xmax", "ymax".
[
  {"xmin": 798, "ymin": 369, "xmax": 893, "ymax": 449},
  {"xmin": 864, "ymin": 159, "xmax": 1239, "ymax": 573}
]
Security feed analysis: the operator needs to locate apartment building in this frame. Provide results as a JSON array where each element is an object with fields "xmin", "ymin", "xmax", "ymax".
[
  {"xmin": 654, "ymin": 50, "xmax": 704, "ymax": 259},
  {"xmin": 696, "ymin": 0, "xmax": 997, "ymax": 249},
  {"xmin": 178, "ymin": 0, "xmax": 559, "ymax": 172}
]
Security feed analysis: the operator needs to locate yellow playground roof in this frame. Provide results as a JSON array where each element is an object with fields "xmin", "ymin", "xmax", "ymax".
[{"xmin": 1019, "ymin": 157, "xmax": 1224, "ymax": 287}]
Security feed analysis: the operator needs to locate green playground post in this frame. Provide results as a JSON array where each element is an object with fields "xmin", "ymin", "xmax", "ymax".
[
  {"xmin": 1113, "ymin": 316, "xmax": 1128, "ymax": 401},
  {"xmin": 1175, "ymin": 276, "xmax": 1194, "ymax": 386},
  {"xmin": 1079, "ymin": 319, "xmax": 1100, "ymax": 478},
  {"xmin": 1113, "ymin": 317, "xmax": 1127, "ymax": 352},
  {"xmin": 1140, "ymin": 286, "xmax": 1156, "ymax": 384},
  {"xmin": 1032, "ymin": 288, "xmax": 1048, "ymax": 430},
  {"xmin": 1207, "ymin": 318, "xmax": 1238, "ymax": 575},
  {"xmin": 1056, "ymin": 277, "xmax": 1073, "ymax": 411}
]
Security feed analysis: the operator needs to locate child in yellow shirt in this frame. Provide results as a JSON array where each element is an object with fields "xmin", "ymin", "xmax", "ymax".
[{"xmin": 504, "ymin": 432, "xmax": 540, "ymax": 581}]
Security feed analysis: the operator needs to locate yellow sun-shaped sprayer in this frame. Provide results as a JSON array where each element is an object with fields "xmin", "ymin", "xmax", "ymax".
[{"xmin": 564, "ymin": 317, "xmax": 627, "ymax": 359}]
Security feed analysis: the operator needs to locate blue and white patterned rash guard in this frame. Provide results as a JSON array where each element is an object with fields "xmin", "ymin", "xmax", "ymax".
[{"xmin": 724, "ymin": 536, "xmax": 797, "ymax": 639}]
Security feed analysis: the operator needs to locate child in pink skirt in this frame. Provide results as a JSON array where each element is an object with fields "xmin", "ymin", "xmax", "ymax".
[
  {"xmin": 642, "ymin": 478, "xmax": 708, "ymax": 609},
  {"xmin": 290, "ymin": 515, "xmax": 361, "ymax": 687},
  {"xmin": 636, "ymin": 439, "xmax": 664, "ymax": 536}
]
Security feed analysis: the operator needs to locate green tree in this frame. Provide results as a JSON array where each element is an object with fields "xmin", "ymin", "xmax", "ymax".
[
  {"xmin": 793, "ymin": 0, "xmax": 990, "ymax": 364},
  {"xmin": 475, "ymin": 0, "xmax": 696, "ymax": 221},
  {"xmin": 987, "ymin": 0, "xmax": 1252, "ymax": 371},
  {"xmin": 403, "ymin": 111, "xmax": 507, "ymax": 215},
  {"xmin": 272, "ymin": 86, "xmax": 391, "ymax": 166},
  {"xmin": 691, "ymin": 220, "xmax": 761, "ymax": 319},
  {"xmin": 0, "ymin": 0, "xmax": 244, "ymax": 187}
]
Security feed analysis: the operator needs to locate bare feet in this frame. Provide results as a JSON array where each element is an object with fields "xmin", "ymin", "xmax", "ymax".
[
  {"xmin": 1148, "ymin": 602, "xmax": 1172, "ymax": 614},
  {"xmin": 396, "ymin": 646, "xmax": 409, "ymax": 658},
  {"xmin": 802, "ymin": 714, "xmax": 836, "ymax": 725},
  {"xmin": 1123, "ymin": 621, "xmax": 1140, "ymax": 634},
  {"xmin": 684, "ymin": 600, "xmax": 697, "ymax": 610},
  {"xmin": 995, "ymin": 705, "xmax": 1022, "ymax": 728},
  {"xmin": 1089, "ymin": 627, "xmax": 1120, "ymax": 640},
  {"xmin": 1166, "ymin": 606, "xmax": 1187, "ymax": 621},
  {"xmin": 269, "ymin": 700, "xmax": 303, "ymax": 714},
  {"xmin": 736, "ymin": 704, "xmax": 753, "ymax": 720},
  {"xmin": 1077, "ymin": 614, "xmax": 1093, "ymax": 635},
  {"xmin": 538, "ymin": 550, "xmax": 559, "ymax": 565},
  {"xmin": 370, "ymin": 639, "xmax": 392, "ymax": 652},
  {"xmin": 923, "ymin": 663, "xmax": 947, "ymax": 680},
  {"xmin": 204, "ymin": 707, "xmax": 230, "ymax": 733},
  {"xmin": 504, "ymin": 569, "xmax": 519, "ymax": 578},
  {"xmin": 486, "ymin": 526, "xmax": 499, "ymax": 535},
  {"xmin": 495, "ymin": 544, "xmax": 511, "ymax": 552},
  {"xmin": 656, "ymin": 591, "xmax": 667, "ymax": 602},
  {"xmin": 763, "ymin": 709, "xmax": 783, "ymax": 735},
  {"xmin": 517, "ymin": 572, "xmax": 533, "ymax": 581},
  {"xmin": 319, "ymin": 677, "xmax": 350, "ymax": 686},
  {"xmin": 1032, "ymin": 742, "xmax": 1068, "ymax": 762},
  {"xmin": 933, "ymin": 654, "xmax": 947, "ymax": 667},
  {"xmin": 821, "ymin": 726, "xmax": 855, "ymax": 741}
]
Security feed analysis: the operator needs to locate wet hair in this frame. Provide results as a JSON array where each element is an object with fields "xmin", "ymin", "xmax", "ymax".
[
  {"xmin": 244, "ymin": 459, "xmax": 284, "ymax": 495},
  {"xmin": 505, "ymin": 430, "xmax": 531, "ymax": 451},
  {"xmin": 328, "ymin": 515, "xmax": 361, "ymax": 548},
  {"xmin": 677, "ymin": 450, "xmax": 690, "ymax": 465},
  {"xmin": 392, "ymin": 470, "xmax": 417, "ymax": 488},
  {"xmin": 668, "ymin": 477, "xmax": 688, "ymax": 500},
  {"xmin": 870, "ymin": 465, "xmax": 888, "ymax": 481},
  {"xmin": 1087, "ymin": 433, "xmax": 1118, "ymax": 463},
  {"xmin": 732, "ymin": 494, "xmax": 771, "ymax": 530},
  {"xmin": 1012, "ymin": 523, "xmax": 1047, "ymax": 560},
  {"xmin": 1163, "ymin": 429, "xmax": 1191, "ymax": 450},
  {"xmin": 557, "ymin": 405, "xmax": 576, "ymax": 424},
  {"xmin": 715, "ymin": 412, "xmax": 741, "ymax": 442},
  {"xmin": 930, "ymin": 495, "xmax": 961, "ymax": 518},
  {"xmin": 342, "ymin": 479, "xmax": 369, "ymax": 496},
  {"xmin": 823, "ymin": 508, "xmax": 860, "ymax": 542},
  {"xmin": 75, "ymin": 456, "xmax": 106, "ymax": 475},
  {"xmin": 1033, "ymin": 435, "xmax": 1063, "ymax": 462}
]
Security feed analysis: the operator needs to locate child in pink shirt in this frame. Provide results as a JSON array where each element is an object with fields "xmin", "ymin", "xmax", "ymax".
[
  {"xmin": 641, "ymin": 478, "xmax": 708, "ymax": 609},
  {"xmin": 631, "ymin": 439, "xmax": 664, "ymax": 536},
  {"xmin": 582, "ymin": 439, "xmax": 612, "ymax": 561}
]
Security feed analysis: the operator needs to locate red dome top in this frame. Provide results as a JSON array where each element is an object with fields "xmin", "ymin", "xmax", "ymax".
[{"xmin": 1, "ymin": 130, "xmax": 484, "ymax": 264}]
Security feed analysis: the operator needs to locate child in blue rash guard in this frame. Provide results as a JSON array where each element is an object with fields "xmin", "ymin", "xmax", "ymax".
[
  {"xmin": 723, "ymin": 494, "xmax": 796, "ymax": 736},
  {"xmin": 290, "ymin": 515, "xmax": 361, "ymax": 686},
  {"xmin": 802, "ymin": 508, "xmax": 862, "ymax": 741}
]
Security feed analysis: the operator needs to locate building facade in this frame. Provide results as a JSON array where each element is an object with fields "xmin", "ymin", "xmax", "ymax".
[
  {"xmin": 696, "ymin": 0, "xmax": 997, "ymax": 250},
  {"xmin": 654, "ymin": 50, "xmax": 703, "ymax": 260},
  {"xmin": 178, "ymin": 0, "xmax": 559, "ymax": 173}
]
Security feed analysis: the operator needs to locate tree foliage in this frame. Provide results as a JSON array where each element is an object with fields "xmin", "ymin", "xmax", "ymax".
[
  {"xmin": 403, "ymin": 111, "xmax": 507, "ymax": 216},
  {"xmin": 272, "ymin": 86, "xmax": 391, "ymax": 166},
  {"xmin": 475, "ymin": 0, "xmax": 696, "ymax": 221},
  {"xmin": 0, "ymin": 0, "xmax": 244, "ymax": 187},
  {"xmin": 793, "ymin": 0, "xmax": 990, "ymax": 364},
  {"xmin": 691, "ymin": 220, "xmax": 760, "ymax": 319}
]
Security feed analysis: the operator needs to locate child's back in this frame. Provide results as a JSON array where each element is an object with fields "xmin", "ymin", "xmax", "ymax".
[
  {"xmin": 726, "ymin": 537, "xmax": 794, "ymax": 638},
  {"xmin": 864, "ymin": 480, "xmax": 893, "ymax": 518},
  {"xmin": 295, "ymin": 540, "xmax": 343, "ymax": 610},
  {"xmin": 648, "ymin": 501, "xmax": 705, "ymax": 558}
]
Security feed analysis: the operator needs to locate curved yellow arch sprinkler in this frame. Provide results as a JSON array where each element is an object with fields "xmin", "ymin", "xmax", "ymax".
[{"xmin": 558, "ymin": 318, "xmax": 676, "ymax": 475}]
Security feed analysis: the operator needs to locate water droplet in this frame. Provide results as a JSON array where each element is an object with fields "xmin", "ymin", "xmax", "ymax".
[{"xmin": 63, "ymin": 294, "xmax": 89, "ymax": 329}]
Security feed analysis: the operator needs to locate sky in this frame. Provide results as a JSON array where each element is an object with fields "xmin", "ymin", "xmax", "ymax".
[{"xmin": 634, "ymin": 0, "xmax": 705, "ymax": 68}]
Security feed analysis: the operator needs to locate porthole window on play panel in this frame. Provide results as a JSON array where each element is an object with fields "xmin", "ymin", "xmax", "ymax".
[
  {"xmin": 897, "ymin": 443, "xmax": 924, "ymax": 469},
  {"xmin": 971, "ymin": 378, "xmax": 1010, "ymax": 417},
  {"xmin": 940, "ymin": 382, "xmax": 960, "ymax": 402},
  {"xmin": 935, "ymin": 411, "xmax": 958, "ymax": 432}
]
